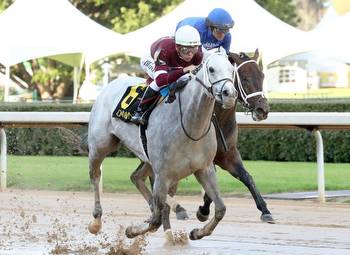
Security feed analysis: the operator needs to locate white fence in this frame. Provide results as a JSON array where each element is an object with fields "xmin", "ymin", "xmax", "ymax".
[{"xmin": 1, "ymin": 111, "xmax": 350, "ymax": 201}]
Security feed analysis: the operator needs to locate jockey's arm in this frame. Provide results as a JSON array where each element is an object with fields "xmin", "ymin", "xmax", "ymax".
[{"xmin": 154, "ymin": 65, "xmax": 184, "ymax": 88}]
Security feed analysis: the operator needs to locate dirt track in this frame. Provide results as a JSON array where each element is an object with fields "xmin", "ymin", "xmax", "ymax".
[{"xmin": 0, "ymin": 189, "xmax": 350, "ymax": 255}]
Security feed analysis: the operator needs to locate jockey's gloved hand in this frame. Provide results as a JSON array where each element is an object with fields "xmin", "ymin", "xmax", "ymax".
[
  {"xmin": 176, "ymin": 75, "xmax": 191, "ymax": 87},
  {"xmin": 183, "ymin": 65, "xmax": 197, "ymax": 74},
  {"xmin": 165, "ymin": 76, "xmax": 191, "ymax": 104}
]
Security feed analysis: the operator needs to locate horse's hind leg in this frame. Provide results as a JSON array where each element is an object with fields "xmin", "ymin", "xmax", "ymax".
[
  {"xmin": 88, "ymin": 135, "xmax": 120, "ymax": 234},
  {"xmin": 168, "ymin": 183, "xmax": 189, "ymax": 220},
  {"xmin": 190, "ymin": 165, "xmax": 226, "ymax": 240}
]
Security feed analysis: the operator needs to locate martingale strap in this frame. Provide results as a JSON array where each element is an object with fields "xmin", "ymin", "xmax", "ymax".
[{"xmin": 140, "ymin": 124, "xmax": 149, "ymax": 159}]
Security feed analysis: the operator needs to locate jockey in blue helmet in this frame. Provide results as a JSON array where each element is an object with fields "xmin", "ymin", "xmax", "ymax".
[{"xmin": 176, "ymin": 8, "xmax": 234, "ymax": 53}]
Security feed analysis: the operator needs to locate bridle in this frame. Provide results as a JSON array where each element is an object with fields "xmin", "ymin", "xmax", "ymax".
[
  {"xmin": 232, "ymin": 59, "xmax": 265, "ymax": 111},
  {"xmin": 178, "ymin": 52, "xmax": 234, "ymax": 141},
  {"xmin": 192, "ymin": 52, "xmax": 234, "ymax": 101}
]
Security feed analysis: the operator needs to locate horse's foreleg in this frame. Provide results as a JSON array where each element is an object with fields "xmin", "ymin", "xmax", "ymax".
[
  {"xmin": 126, "ymin": 174, "xmax": 167, "ymax": 238},
  {"xmin": 224, "ymin": 148, "xmax": 274, "ymax": 223},
  {"xmin": 151, "ymin": 173, "xmax": 188, "ymax": 221},
  {"xmin": 231, "ymin": 161, "xmax": 274, "ymax": 223},
  {"xmin": 191, "ymin": 165, "xmax": 226, "ymax": 240},
  {"xmin": 130, "ymin": 162, "xmax": 153, "ymax": 207}
]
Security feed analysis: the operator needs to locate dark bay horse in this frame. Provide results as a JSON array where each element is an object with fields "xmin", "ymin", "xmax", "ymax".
[{"xmin": 130, "ymin": 49, "xmax": 274, "ymax": 223}]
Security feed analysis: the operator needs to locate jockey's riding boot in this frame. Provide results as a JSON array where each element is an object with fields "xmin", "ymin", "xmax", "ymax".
[{"xmin": 131, "ymin": 86, "xmax": 158, "ymax": 125}]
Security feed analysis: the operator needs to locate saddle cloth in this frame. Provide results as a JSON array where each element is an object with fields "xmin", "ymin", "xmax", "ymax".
[
  {"xmin": 112, "ymin": 78, "xmax": 188, "ymax": 123},
  {"xmin": 112, "ymin": 83, "xmax": 147, "ymax": 122}
]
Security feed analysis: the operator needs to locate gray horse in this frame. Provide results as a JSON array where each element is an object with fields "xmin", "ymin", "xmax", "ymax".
[
  {"xmin": 87, "ymin": 51, "xmax": 237, "ymax": 241},
  {"xmin": 130, "ymin": 50, "xmax": 274, "ymax": 223}
]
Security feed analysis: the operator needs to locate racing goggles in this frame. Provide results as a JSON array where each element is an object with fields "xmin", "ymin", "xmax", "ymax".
[
  {"xmin": 178, "ymin": 45, "xmax": 199, "ymax": 55},
  {"xmin": 212, "ymin": 26, "xmax": 230, "ymax": 34}
]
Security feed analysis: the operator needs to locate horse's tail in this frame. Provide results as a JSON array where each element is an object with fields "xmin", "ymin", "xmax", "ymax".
[
  {"xmin": 79, "ymin": 132, "xmax": 89, "ymax": 154},
  {"xmin": 56, "ymin": 128, "xmax": 88, "ymax": 155}
]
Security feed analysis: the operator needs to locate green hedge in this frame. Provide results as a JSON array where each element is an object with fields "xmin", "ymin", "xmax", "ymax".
[{"xmin": 1, "ymin": 99, "xmax": 350, "ymax": 162}]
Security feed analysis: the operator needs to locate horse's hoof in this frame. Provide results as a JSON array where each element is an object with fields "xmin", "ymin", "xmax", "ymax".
[
  {"xmin": 176, "ymin": 210, "xmax": 189, "ymax": 220},
  {"xmin": 88, "ymin": 218, "xmax": 102, "ymax": 235},
  {"xmin": 189, "ymin": 228, "xmax": 202, "ymax": 240},
  {"xmin": 196, "ymin": 207, "xmax": 209, "ymax": 222},
  {"xmin": 261, "ymin": 213, "xmax": 275, "ymax": 224},
  {"xmin": 125, "ymin": 226, "xmax": 137, "ymax": 238},
  {"xmin": 164, "ymin": 229, "xmax": 175, "ymax": 245}
]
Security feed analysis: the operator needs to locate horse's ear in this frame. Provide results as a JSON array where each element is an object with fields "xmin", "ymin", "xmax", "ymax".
[
  {"xmin": 253, "ymin": 49, "xmax": 259, "ymax": 61},
  {"xmin": 202, "ymin": 47, "xmax": 212, "ymax": 60},
  {"xmin": 228, "ymin": 52, "xmax": 238, "ymax": 64}
]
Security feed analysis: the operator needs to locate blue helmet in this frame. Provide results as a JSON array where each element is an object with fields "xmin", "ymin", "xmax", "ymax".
[{"xmin": 206, "ymin": 8, "xmax": 234, "ymax": 30}]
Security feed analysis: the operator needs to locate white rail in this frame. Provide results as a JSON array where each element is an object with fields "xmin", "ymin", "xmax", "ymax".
[{"xmin": 1, "ymin": 112, "xmax": 350, "ymax": 201}]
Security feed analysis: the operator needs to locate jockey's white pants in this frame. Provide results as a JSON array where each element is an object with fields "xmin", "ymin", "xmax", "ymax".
[{"xmin": 140, "ymin": 54, "xmax": 166, "ymax": 92}]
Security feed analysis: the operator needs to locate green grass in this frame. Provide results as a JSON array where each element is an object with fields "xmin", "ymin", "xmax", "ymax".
[{"xmin": 7, "ymin": 156, "xmax": 350, "ymax": 195}]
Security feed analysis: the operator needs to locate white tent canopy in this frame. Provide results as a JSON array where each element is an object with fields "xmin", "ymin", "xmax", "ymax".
[
  {"xmin": 121, "ymin": 0, "xmax": 311, "ymax": 66},
  {"xmin": 0, "ymin": 0, "xmax": 127, "ymax": 101},
  {"xmin": 308, "ymin": 7, "xmax": 350, "ymax": 63},
  {"xmin": 0, "ymin": 0, "xmax": 126, "ymax": 66}
]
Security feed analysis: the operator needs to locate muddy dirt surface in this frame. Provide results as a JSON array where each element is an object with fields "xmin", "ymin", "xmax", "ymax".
[{"xmin": 0, "ymin": 189, "xmax": 349, "ymax": 255}]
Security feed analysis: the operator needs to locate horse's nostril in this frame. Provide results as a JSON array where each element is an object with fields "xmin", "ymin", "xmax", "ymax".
[{"xmin": 223, "ymin": 90, "xmax": 229, "ymax": 97}]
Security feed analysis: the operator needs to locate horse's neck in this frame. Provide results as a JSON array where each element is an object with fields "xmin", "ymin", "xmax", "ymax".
[{"xmin": 180, "ymin": 75, "xmax": 215, "ymax": 136}]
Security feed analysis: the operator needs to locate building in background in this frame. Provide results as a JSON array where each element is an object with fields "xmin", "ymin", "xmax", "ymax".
[
  {"xmin": 265, "ymin": 0, "xmax": 350, "ymax": 94},
  {"xmin": 266, "ymin": 51, "xmax": 350, "ymax": 93}
]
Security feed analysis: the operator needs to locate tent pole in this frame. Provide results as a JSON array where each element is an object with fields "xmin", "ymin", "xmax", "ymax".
[
  {"xmin": 4, "ymin": 66, "xmax": 10, "ymax": 102},
  {"xmin": 73, "ymin": 54, "xmax": 85, "ymax": 104},
  {"xmin": 73, "ymin": 66, "xmax": 79, "ymax": 104},
  {"xmin": 85, "ymin": 60, "xmax": 90, "ymax": 85}
]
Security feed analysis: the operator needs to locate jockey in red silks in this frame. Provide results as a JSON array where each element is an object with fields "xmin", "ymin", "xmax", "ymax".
[{"xmin": 131, "ymin": 25, "xmax": 203, "ymax": 125}]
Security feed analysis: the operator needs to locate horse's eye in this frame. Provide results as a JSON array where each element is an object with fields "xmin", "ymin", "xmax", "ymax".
[{"xmin": 209, "ymin": 67, "xmax": 214, "ymax": 73}]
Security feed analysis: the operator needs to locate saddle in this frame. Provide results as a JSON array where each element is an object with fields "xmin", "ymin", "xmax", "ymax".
[{"xmin": 112, "ymin": 76, "xmax": 190, "ymax": 124}]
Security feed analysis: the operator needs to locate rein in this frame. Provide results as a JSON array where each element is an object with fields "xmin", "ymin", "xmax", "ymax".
[
  {"xmin": 178, "ymin": 89, "xmax": 211, "ymax": 141},
  {"xmin": 233, "ymin": 59, "xmax": 265, "ymax": 111},
  {"xmin": 177, "ymin": 52, "xmax": 233, "ymax": 141}
]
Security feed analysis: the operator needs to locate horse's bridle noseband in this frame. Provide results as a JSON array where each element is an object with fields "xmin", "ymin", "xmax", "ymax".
[{"xmin": 233, "ymin": 59, "xmax": 265, "ymax": 111}]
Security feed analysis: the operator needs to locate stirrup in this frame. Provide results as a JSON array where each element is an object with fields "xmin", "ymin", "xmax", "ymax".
[{"xmin": 131, "ymin": 112, "xmax": 146, "ymax": 125}]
